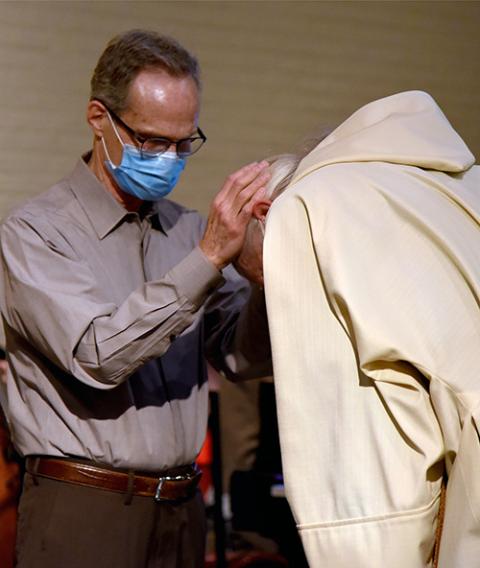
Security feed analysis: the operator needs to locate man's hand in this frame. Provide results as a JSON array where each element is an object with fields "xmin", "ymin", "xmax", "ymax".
[{"xmin": 200, "ymin": 161, "xmax": 270, "ymax": 270}]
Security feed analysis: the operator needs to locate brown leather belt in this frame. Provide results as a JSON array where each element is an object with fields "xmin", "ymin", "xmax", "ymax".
[{"xmin": 25, "ymin": 456, "xmax": 202, "ymax": 502}]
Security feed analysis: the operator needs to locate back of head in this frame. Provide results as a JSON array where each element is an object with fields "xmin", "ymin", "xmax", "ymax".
[
  {"xmin": 90, "ymin": 29, "xmax": 200, "ymax": 113},
  {"xmin": 265, "ymin": 129, "xmax": 334, "ymax": 201},
  {"xmin": 265, "ymin": 154, "xmax": 300, "ymax": 200}
]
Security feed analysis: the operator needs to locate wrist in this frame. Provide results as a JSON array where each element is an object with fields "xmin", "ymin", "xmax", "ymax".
[
  {"xmin": 199, "ymin": 241, "xmax": 228, "ymax": 270},
  {"xmin": 199, "ymin": 243, "xmax": 228, "ymax": 272}
]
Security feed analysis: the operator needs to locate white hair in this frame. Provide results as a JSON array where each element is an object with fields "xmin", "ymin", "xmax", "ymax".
[
  {"xmin": 265, "ymin": 154, "xmax": 300, "ymax": 200},
  {"xmin": 243, "ymin": 154, "xmax": 300, "ymax": 244},
  {"xmin": 264, "ymin": 127, "xmax": 335, "ymax": 201}
]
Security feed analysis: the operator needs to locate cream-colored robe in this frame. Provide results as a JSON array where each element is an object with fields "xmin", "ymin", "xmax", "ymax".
[{"xmin": 263, "ymin": 91, "xmax": 480, "ymax": 567}]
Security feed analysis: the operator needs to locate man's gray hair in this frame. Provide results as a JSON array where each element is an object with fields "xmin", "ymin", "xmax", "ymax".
[
  {"xmin": 265, "ymin": 154, "xmax": 301, "ymax": 200},
  {"xmin": 90, "ymin": 29, "xmax": 200, "ymax": 113},
  {"xmin": 264, "ymin": 128, "xmax": 335, "ymax": 201}
]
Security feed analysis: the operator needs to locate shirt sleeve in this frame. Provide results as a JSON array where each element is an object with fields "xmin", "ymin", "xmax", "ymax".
[
  {"xmin": 204, "ymin": 265, "xmax": 272, "ymax": 381},
  {"xmin": 0, "ymin": 213, "xmax": 223, "ymax": 389}
]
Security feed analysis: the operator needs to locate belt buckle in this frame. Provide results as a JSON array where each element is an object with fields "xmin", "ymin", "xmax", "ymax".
[
  {"xmin": 154, "ymin": 471, "xmax": 193, "ymax": 502},
  {"xmin": 154, "ymin": 476, "xmax": 167, "ymax": 502}
]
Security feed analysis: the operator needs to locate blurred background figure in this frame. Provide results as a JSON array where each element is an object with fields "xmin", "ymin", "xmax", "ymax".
[{"xmin": 222, "ymin": 377, "xmax": 308, "ymax": 567}]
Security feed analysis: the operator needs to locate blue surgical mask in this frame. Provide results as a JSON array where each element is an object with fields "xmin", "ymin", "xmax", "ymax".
[{"xmin": 102, "ymin": 113, "xmax": 186, "ymax": 201}]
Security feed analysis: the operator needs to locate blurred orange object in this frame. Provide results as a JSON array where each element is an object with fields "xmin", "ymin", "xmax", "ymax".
[
  {"xmin": 197, "ymin": 427, "xmax": 213, "ymax": 498},
  {"xmin": 0, "ymin": 417, "xmax": 20, "ymax": 568}
]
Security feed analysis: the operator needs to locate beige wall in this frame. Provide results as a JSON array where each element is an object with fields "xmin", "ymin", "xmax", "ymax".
[{"xmin": 0, "ymin": 0, "xmax": 479, "ymax": 218}]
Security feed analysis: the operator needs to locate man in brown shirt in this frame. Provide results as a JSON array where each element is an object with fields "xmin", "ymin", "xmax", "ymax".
[{"xmin": 0, "ymin": 30, "xmax": 271, "ymax": 567}]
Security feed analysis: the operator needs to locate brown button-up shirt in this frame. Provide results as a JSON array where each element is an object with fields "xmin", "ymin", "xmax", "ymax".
[{"xmin": 0, "ymin": 156, "xmax": 269, "ymax": 470}]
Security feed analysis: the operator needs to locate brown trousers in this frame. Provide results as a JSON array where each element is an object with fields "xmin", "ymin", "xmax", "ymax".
[{"xmin": 15, "ymin": 473, "xmax": 206, "ymax": 568}]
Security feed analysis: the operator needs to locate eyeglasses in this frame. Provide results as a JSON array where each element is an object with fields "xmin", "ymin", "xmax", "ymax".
[{"xmin": 99, "ymin": 101, "xmax": 207, "ymax": 159}]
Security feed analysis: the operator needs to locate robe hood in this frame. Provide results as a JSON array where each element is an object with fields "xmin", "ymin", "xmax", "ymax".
[{"xmin": 292, "ymin": 91, "xmax": 475, "ymax": 185}]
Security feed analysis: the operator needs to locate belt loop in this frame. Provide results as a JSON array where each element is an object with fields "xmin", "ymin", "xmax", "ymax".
[
  {"xmin": 124, "ymin": 469, "xmax": 135, "ymax": 505},
  {"xmin": 31, "ymin": 456, "xmax": 40, "ymax": 486}
]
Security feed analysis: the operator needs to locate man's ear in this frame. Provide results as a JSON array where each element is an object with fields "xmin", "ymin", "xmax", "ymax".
[
  {"xmin": 86, "ymin": 100, "xmax": 108, "ymax": 139},
  {"xmin": 252, "ymin": 200, "xmax": 271, "ymax": 222}
]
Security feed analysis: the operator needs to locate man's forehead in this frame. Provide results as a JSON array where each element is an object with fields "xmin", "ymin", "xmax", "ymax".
[
  {"xmin": 124, "ymin": 69, "xmax": 199, "ymax": 137},
  {"xmin": 128, "ymin": 69, "xmax": 198, "ymax": 108}
]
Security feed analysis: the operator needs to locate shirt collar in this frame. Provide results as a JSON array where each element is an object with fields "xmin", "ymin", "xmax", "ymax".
[
  {"xmin": 67, "ymin": 153, "xmax": 165, "ymax": 239},
  {"xmin": 146, "ymin": 201, "xmax": 168, "ymax": 234}
]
